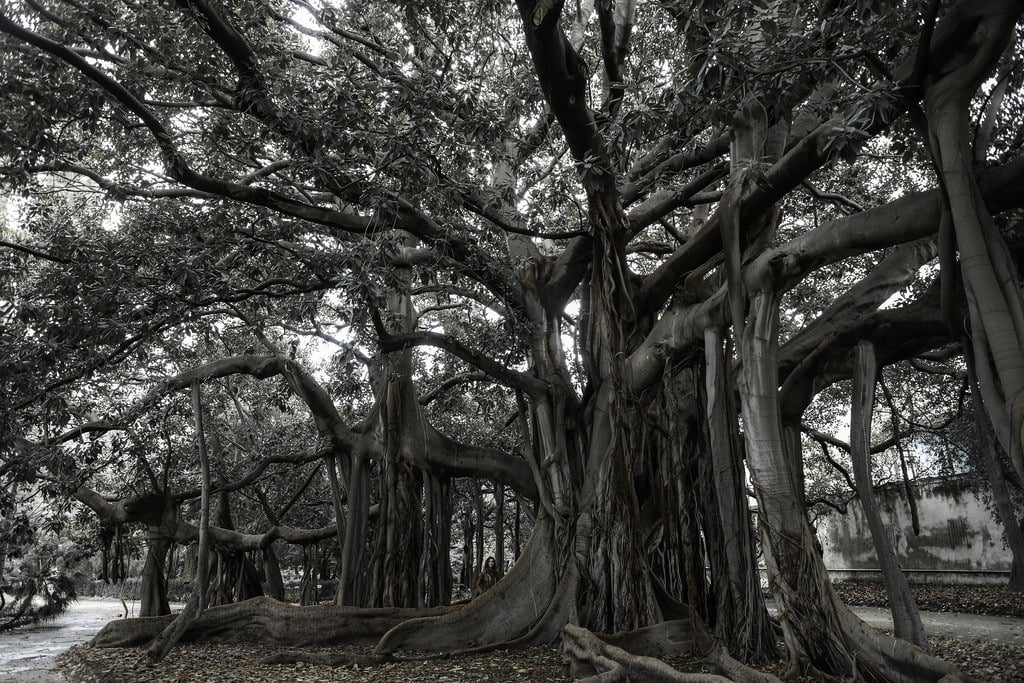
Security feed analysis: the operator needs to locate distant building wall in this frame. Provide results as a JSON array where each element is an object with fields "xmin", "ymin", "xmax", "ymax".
[{"xmin": 818, "ymin": 475, "xmax": 1013, "ymax": 580}]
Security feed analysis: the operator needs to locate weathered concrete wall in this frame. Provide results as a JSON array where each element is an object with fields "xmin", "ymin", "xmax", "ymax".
[{"xmin": 818, "ymin": 476, "xmax": 1014, "ymax": 577}]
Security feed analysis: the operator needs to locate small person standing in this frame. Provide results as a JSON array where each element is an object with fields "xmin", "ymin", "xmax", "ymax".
[{"xmin": 476, "ymin": 556, "xmax": 499, "ymax": 595}]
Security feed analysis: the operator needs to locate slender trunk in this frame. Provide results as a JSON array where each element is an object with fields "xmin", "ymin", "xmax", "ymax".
[
  {"xmin": 338, "ymin": 453, "xmax": 368, "ymax": 605},
  {"xmin": 739, "ymin": 289, "xmax": 960, "ymax": 680},
  {"xmin": 474, "ymin": 478, "xmax": 485, "ymax": 579},
  {"xmin": 513, "ymin": 495, "xmax": 521, "ymax": 559},
  {"xmin": 851, "ymin": 341, "xmax": 927, "ymax": 648},
  {"xmin": 262, "ymin": 544, "xmax": 285, "ymax": 601},
  {"xmin": 924, "ymin": 0, "xmax": 1024, "ymax": 482},
  {"xmin": 738, "ymin": 289, "xmax": 849, "ymax": 678},
  {"xmin": 494, "ymin": 481, "xmax": 505, "ymax": 576},
  {"xmin": 462, "ymin": 510, "xmax": 474, "ymax": 591},
  {"xmin": 148, "ymin": 380, "xmax": 212, "ymax": 663},
  {"xmin": 324, "ymin": 452, "xmax": 347, "ymax": 603},
  {"xmin": 968, "ymin": 350, "xmax": 1024, "ymax": 591}
]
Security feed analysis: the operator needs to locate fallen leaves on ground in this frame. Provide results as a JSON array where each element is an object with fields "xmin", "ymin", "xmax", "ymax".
[
  {"xmin": 56, "ymin": 583, "xmax": 1024, "ymax": 682},
  {"xmin": 57, "ymin": 641, "xmax": 567, "ymax": 682},
  {"xmin": 832, "ymin": 581, "xmax": 1024, "ymax": 617}
]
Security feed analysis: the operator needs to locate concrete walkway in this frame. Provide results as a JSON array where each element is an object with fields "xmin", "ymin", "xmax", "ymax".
[
  {"xmin": 0, "ymin": 598, "xmax": 170, "ymax": 683},
  {"xmin": 1, "ymin": 599, "xmax": 1022, "ymax": 682},
  {"xmin": 852, "ymin": 605, "xmax": 1024, "ymax": 648}
]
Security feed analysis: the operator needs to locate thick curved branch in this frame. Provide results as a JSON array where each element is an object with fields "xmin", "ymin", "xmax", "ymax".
[
  {"xmin": 173, "ymin": 448, "xmax": 329, "ymax": 502},
  {"xmin": 419, "ymin": 372, "xmax": 492, "ymax": 405},
  {"xmin": 636, "ymin": 121, "xmax": 840, "ymax": 314},
  {"xmin": 621, "ymin": 134, "xmax": 730, "ymax": 206},
  {"xmin": 628, "ymin": 156, "xmax": 1024, "ymax": 398},
  {"xmin": 171, "ymin": 519, "xmax": 340, "ymax": 551},
  {"xmin": 422, "ymin": 426, "xmax": 538, "ymax": 501},
  {"xmin": 2, "ymin": 161, "xmax": 216, "ymax": 200},
  {"xmin": 595, "ymin": 0, "xmax": 635, "ymax": 118},
  {"xmin": 379, "ymin": 330, "xmax": 546, "ymax": 397}
]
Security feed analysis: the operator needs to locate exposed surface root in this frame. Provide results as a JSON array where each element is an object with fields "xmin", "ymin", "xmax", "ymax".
[
  {"xmin": 562, "ymin": 623, "xmax": 730, "ymax": 682},
  {"xmin": 374, "ymin": 516, "xmax": 557, "ymax": 655},
  {"xmin": 90, "ymin": 596, "xmax": 451, "ymax": 648},
  {"xmin": 705, "ymin": 645, "xmax": 782, "ymax": 683},
  {"xmin": 599, "ymin": 619, "xmax": 694, "ymax": 659}
]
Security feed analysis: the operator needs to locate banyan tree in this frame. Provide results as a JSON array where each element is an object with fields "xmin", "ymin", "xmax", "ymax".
[{"xmin": 2, "ymin": 0, "xmax": 1024, "ymax": 680}]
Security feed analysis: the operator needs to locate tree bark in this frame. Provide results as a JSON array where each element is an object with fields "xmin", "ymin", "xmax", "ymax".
[
  {"xmin": 704, "ymin": 326, "xmax": 776, "ymax": 662},
  {"xmin": 924, "ymin": 0, "xmax": 1024, "ymax": 482},
  {"xmin": 92, "ymin": 596, "xmax": 452, "ymax": 648},
  {"xmin": 740, "ymin": 288, "xmax": 960, "ymax": 681},
  {"xmin": 967, "ymin": 348, "xmax": 1024, "ymax": 592},
  {"xmin": 147, "ymin": 380, "xmax": 212, "ymax": 663},
  {"xmin": 851, "ymin": 341, "xmax": 927, "ymax": 648}
]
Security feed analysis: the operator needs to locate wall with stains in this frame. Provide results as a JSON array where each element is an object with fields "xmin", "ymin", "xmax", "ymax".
[{"xmin": 818, "ymin": 475, "xmax": 1014, "ymax": 577}]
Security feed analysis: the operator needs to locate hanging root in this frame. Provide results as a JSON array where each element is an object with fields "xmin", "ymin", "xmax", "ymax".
[
  {"xmin": 374, "ymin": 516, "xmax": 558, "ymax": 656},
  {"xmin": 562, "ymin": 623, "xmax": 730, "ymax": 683},
  {"xmin": 90, "ymin": 596, "xmax": 451, "ymax": 648}
]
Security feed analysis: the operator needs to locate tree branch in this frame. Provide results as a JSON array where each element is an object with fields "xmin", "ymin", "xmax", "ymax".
[{"xmin": 378, "ymin": 330, "xmax": 546, "ymax": 397}]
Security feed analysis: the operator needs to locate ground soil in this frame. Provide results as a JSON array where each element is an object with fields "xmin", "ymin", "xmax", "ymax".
[{"xmin": 54, "ymin": 583, "xmax": 1024, "ymax": 682}]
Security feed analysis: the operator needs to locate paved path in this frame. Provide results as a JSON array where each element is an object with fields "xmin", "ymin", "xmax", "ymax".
[
  {"xmin": 1, "ymin": 599, "xmax": 1022, "ymax": 681},
  {"xmin": 852, "ymin": 605, "xmax": 1024, "ymax": 647},
  {"xmin": 0, "ymin": 598, "xmax": 161, "ymax": 683}
]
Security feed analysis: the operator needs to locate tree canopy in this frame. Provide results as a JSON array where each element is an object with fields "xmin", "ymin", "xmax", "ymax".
[{"xmin": 2, "ymin": 0, "xmax": 1024, "ymax": 680}]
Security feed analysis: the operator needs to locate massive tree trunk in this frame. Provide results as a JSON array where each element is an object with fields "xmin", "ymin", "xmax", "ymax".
[
  {"xmin": 739, "ymin": 288, "xmax": 959, "ymax": 681},
  {"xmin": 703, "ymin": 327, "xmax": 777, "ymax": 662},
  {"xmin": 924, "ymin": 0, "xmax": 1024, "ymax": 483},
  {"xmin": 13, "ymin": 1, "xmax": 1024, "ymax": 680}
]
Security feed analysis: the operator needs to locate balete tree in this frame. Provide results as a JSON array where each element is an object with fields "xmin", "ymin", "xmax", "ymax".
[{"xmin": 2, "ymin": 0, "xmax": 1024, "ymax": 680}]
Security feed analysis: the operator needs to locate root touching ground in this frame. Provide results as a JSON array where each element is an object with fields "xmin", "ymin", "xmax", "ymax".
[{"xmin": 90, "ymin": 596, "xmax": 451, "ymax": 648}]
